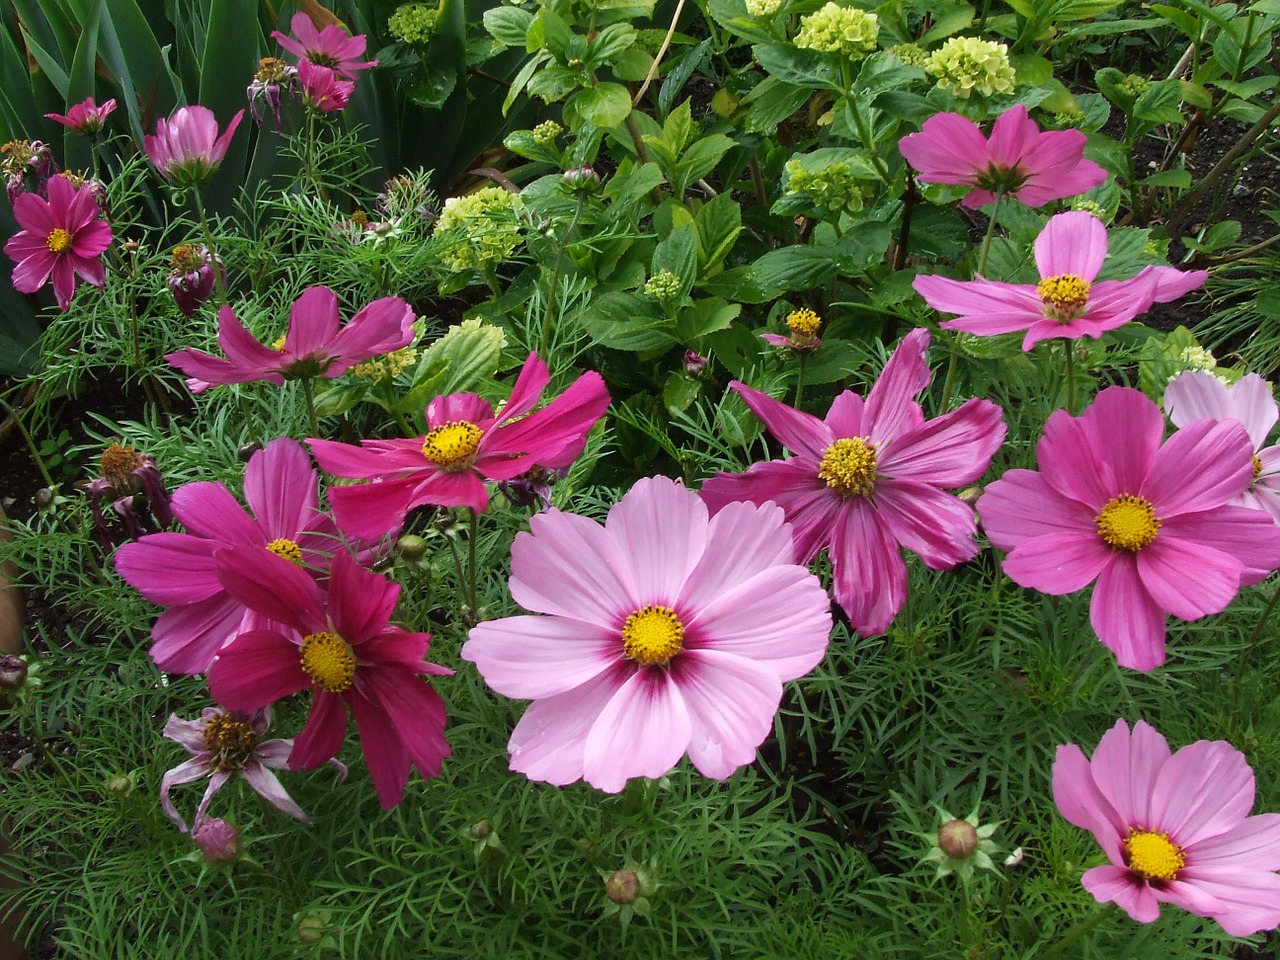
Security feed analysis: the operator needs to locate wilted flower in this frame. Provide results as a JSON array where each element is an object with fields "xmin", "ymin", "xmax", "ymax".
[
  {"xmin": 167, "ymin": 244, "xmax": 221, "ymax": 317},
  {"xmin": 0, "ymin": 655, "xmax": 28, "ymax": 690},
  {"xmin": 85, "ymin": 442, "xmax": 173, "ymax": 547},
  {"xmin": 161, "ymin": 706, "xmax": 345, "ymax": 831},
  {"xmin": 925, "ymin": 37, "xmax": 1016, "ymax": 99},
  {"xmin": 4, "ymin": 174, "xmax": 111, "ymax": 311},
  {"xmin": 297, "ymin": 60, "xmax": 354, "ymax": 113},
  {"xmin": 145, "ymin": 106, "xmax": 244, "ymax": 190},
  {"xmin": 1054, "ymin": 718, "xmax": 1280, "ymax": 935},
  {"xmin": 389, "ymin": 3, "xmax": 439, "ymax": 44},
  {"xmin": 247, "ymin": 57, "xmax": 297, "ymax": 132},
  {"xmin": 462, "ymin": 476, "xmax": 833, "ymax": 791},
  {"xmin": 1, "ymin": 139, "xmax": 56, "ymax": 203},
  {"xmin": 46, "ymin": 97, "xmax": 117, "ymax": 136},
  {"xmin": 192, "ymin": 817, "xmax": 240, "ymax": 863},
  {"xmin": 497, "ymin": 464, "xmax": 562, "ymax": 511},
  {"xmin": 377, "ymin": 172, "xmax": 435, "ymax": 219},
  {"xmin": 793, "ymin": 3, "xmax": 879, "ymax": 59},
  {"xmin": 272, "ymin": 11, "xmax": 377, "ymax": 79},
  {"xmin": 432, "ymin": 186, "xmax": 525, "ymax": 271},
  {"xmin": 0, "ymin": 655, "xmax": 41, "ymax": 706}
]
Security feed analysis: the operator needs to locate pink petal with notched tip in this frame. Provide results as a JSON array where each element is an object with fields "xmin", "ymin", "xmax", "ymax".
[
  {"xmin": 864, "ymin": 328, "xmax": 932, "ymax": 445},
  {"xmin": 1034, "ymin": 211, "xmax": 1109, "ymax": 282},
  {"xmin": 581, "ymin": 667, "xmax": 692, "ymax": 793},
  {"xmin": 509, "ymin": 508, "xmax": 638, "ymax": 623},
  {"xmin": 700, "ymin": 460, "xmax": 840, "ymax": 565},
  {"xmin": 604, "ymin": 475, "xmax": 707, "ymax": 603},
  {"xmin": 1089, "ymin": 557, "xmax": 1168, "ymax": 672}
]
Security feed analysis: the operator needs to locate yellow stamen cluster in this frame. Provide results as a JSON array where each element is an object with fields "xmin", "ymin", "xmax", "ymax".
[
  {"xmin": 622, "ymin": 605, "xmax": 685, "ymax": 667},
  {"xmin": 169, "ymin": 243, "xmax": 204, "ymax": 273},
  {"xmin": 350, "ymin": 209, "xmax": 370, "ymax": 227},
  {"xmin": 818, "ymin": 437, "xmax": 878, "ymax": 497},
  {"xmin": 1124, "ymin": 828, "xmax": 1184, "ymax": 881},
  {"xmin": 46, "ymin": 227, "xmax": 73, "ymax": 254},
  {"xmin": 422, "ymin": 421, "xmax": 483, "ymax": 470},
  {"xmin": 271, "ymin": 335, "xmax": 289, "ymax": 352},
  {"xmin": 786, "ymin": 308, "xmax": 822, "ymax": 341},
  {"xmin": 256, "ymin": 56, "xmax": 290, "ymax": 83},
  {"xmin": 1037, "ymin": 273, "xmax": 1092, "ymax": 321},
  {"xmin": 1253, "ymin": 455, "xmax": 1264, "ymax": 482},
  {"xmin": 100, "ymin": 443, "xmax": 144, "ymax": 488},
  {"xmin": 266, "ymin": 538, "xmax": 304, "ymax": 565},
  {"xmin": 203, "ymin": 713, "xmax": 258, "ymax": 771},
  {"xmin": 1095, "ymin": 494, "xmax": 1160, "ymax": 552},
  {"xmin": 300, "ymin": 631, "xmax": 357, "ymax": 693}
]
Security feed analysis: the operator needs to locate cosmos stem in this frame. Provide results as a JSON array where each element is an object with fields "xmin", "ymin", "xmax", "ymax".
[
  {"xmin": 976, "ymin": 193, "xmax": 1003, "ymax": 277},
  {"xmin": 189, "ymin": 188, "xmax": 227, "ymax": 303},
  {"xmin": 1039, "ymin": 903, "xmax": 1119, "ymax": 960},
  {"xmin": 300, "ymin": 375, "xmax": 320, "ymax": 439}
]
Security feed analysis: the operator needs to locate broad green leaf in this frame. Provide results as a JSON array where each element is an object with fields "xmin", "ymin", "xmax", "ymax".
[
  {"xmin": 653, "ymin": 223, "xmax": 699, "ymax": 291},
  {"xmin": 919, "ymin": 3, "xmax": 975, "ymax": 43},
  {"xmin": 588, "ymin": 23, "xmax": 636, "ymax": 66},
  {"xmin": 675, "ymin": 297, "xmax": 740, "ymax": 340},
  {"xmin": 570, "ymin": 82, "xmax": 632, "ymax": 128},
  {"xmin": 671, "ymin": 134, "xmax": 734, "ymax": 196},
  {"xmin": 693, "ymin": 193, "xmax": 743, "ymax": 272},
  {"xmin": 751, "ymin": 244, "xmax": 842, "ymax": 293},
  {"xmin": 484, "ymin": 7, "xmax": 535, "ymax": 46},
  {"xmin": 705, "ymin": 0, "xmax": 777, "ymax": 44},
  {"xmin": 657, "ymin": 38, "xmax": 712, "ymax": 120},
  {"xmin": 400, "ymin": 322, "xmax": 506, "ymax": 410},
  {"xmin": 741, "ymin": 77, "xmax": 811, "ymax": 134},
  {"xmin": 580, "ymin": 292, "xmax": 677, "ymax": 351},
  {"xmin": 314, "ymin": 380, "xmax": 371, "ymax": 418},
  {"xmin": 751, "ymin": 43, "xmax": 839, "ymax": 90},
  {"xmin": 1140, "ymin": 169, "xmax": 1192, "ymax": 189},
  {"xmin": 1052, "ymin": 0, "xmax": 1126, "ymax": 20}
]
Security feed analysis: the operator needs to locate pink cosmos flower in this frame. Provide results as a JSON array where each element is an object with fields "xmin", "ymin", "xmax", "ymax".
[
  {"xmin": 1053, "ymin": 718, "xmax": 1280, "ymax": 935},
  {"xmin": 978, "ymin": 386, "xmax": 1280, "ymax": 671},
  {"xmin": 309, "ymin": 353, "xmax": 611, "ymax": 538},
  {"xmin": 297, "ymin": 61, "xmax": 354, "ymax": 113},
  {"xmin": 272, "ymin": 12, "xmax": 377, "ymax": 79},
  {"xmin": 462, "ymin": 476, "xmax": 833, "ymax": 792},
  {"xmin": 165, "ymin": 285, "xmax": 415, "ymax": 393},
  {"xmin": 160, "ymin": 706, "xmax": 345, "ymax": 832},
  {"xmin": 144, "ymin": 105, "xmax": 244, "ymax": 190},
  {"xmin": 45, "ymin": 97, "xmax": 116, "ymax": 135},
  {"xmin": 898, "ymin": 104, "xmax": 1107, "ymax": 208},
  {"xmin": 913, "ymin": 211, "xmax": 1209, "ymax": 351},
  {"xmin": 1164, "ymin": 371, "xmax": 1280, "ymax": 523},
  {"xmin": 114, "ymin": 438, "xmax": 348, "ymax": 674},
  {"xmin": 206, "ymin": 547, "xmax": 451, "ymax": 809},
  {"xmin": 4, "ymin": 173, "xmax": 112, "ymax": 311},
  {"xmin": 701, "ymin": 328, "xmax": 1005, "ymax": 637}
]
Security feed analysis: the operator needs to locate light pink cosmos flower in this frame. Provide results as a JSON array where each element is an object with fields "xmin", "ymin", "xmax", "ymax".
[
  {"xmin": 297, "ymin": 61, "xmax": 354, "ymax": 113},
  {"xmin": 1054, "ymin": 718, "xmax": 1280, "ymax": 935},
  {"xmin": 165, "ymin": 285, "xmax": 415, "ymax": 393},
  {"xmin": 1164, "ymin": 371, "xmax": 1280, "ymax": 523},
  {"xmin": 46, "ymin": 97, "xmax": 117, "ymax": 136},
  {"xmin": 913, "ymin": 211, "xmax": 1209, "ymax": 351},
  {"xmin": 207, "ymin": 548, "xmax": 451, "ymax": 809},
  {"xmin": 309, "ymin": 353, "xmax": 611, "ymax": 539},
  {"xmin": 114, "ymin": 438, "xmax": 348, "ymax": 674},
  {"xmin": 701, "ymin": 328, "xmax": 1005, "ymax": 637},
  {"xmin": 272, "ymin": 12, "xmax": 377, "ymax": 79},
  {"xmin": 4, "ymin": 174, "xmax": 112, "ymax": 312},
  {"xmin": 462, "ymin": 476, "xmax": 833, "ymax": 792},
  {"xmin": 160, "ymin": 706, "xmax": 345, "ymax": 832},
  {"xmin": 144, "ymin": 105, "xmax": 244, "ymax": 190},
  {"xmin": 978, "ymin": 386, "xmax": 1280, "ymax": 671},
  {"xmin": 898, "ymin": 104, "xmax": 1106, "ymax": 208}
]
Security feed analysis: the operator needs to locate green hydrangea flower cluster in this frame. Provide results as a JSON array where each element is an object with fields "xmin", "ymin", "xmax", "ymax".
[
  {"xmin": 388, "ymin": 3, "xmax": 440, "ymax": 45},
  {"xmin": 532, "ymin": 120, "xmax": 564, "ymax": 146},
  {"xmin": 433, "ymin": 186, "xmax": 525, "ymax": 271},
  {"xmin": 352, "ymin": 345, "xmax": 420, "ymax": 381},
  {"xmin": 888, "ymin": 42, "xmax": 928, "ymax": 68},
  {"xmin": 785, "ymin": 159, "xmax": 865, "ymax": 214},
  {"xmin": 1118, "ymin": 73, "xmax": 1152, "ymax": 100},
  {"xmin": 1050, "ymin": 106, "xmax": 1086, "ymax": 129},
  {"xmin": 643, "ymin": 270, "xmax": 683, "ymax": 304},
  {"xmin": 793, "ymin": 3, "xmax": 879, "ymax": 60},
  {"xmin": 746, "ymin": 0, "xmax": 784, "ymax": 16},
  {"xmin": 1068, "ymin": 198, "xmax": 1108, "ymax": 221},
  {"xmin": 1179, "ymin": 345, "xmax": 1217, "ymax": 372},
  {"xmin": 925, "ymin": 36, "xmax": 1016, "ymax": 99}
]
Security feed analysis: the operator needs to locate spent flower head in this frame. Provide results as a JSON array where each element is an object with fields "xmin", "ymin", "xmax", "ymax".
[
  {"xmin": 793, "ymin": 3, "xmax": 879, "ymax": 60},
  {"xmin": 167, "ymin": 243, "xmax": 221, "ymax": 317},
  {"xmin": 2, "ymin": 139, "xmax": 56, "ymax": 202},
  {"xmin": 925, "ymin": 37, "xmax": 1016, "ymax": 99},
  {"xmin": 247, "ymin": 57, "xmax": 298, "ymax": 132}
]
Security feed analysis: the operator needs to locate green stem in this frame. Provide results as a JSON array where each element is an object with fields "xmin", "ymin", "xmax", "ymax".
[
  {"xmin": 189, "ymin": 189, "xmax": 227, "ymax": 303},
  {"xmin": 976, "ymin": 193, "xmax": 1003, "ymax": 276},
  {"xmin": 300, "ymin": 376, "xmax": 320, "ymax": 439},
  {"xmin": 1064, "ymin": 339, "xmax": 1077, "ymax": 415},
  {"xmin": 939, "ymin": 334, "xmax": 958, "ymax": 412},
  {"xmin": 1232, "ymin": 579, "xmax": 1280, "ymax": 721},
  {"xmin": 0, "ymin": 394, "xmax": 54, "ymax": 489},
  {"xmin": 236, "ymin": 392, "xmax": 261, "ymax": 445},
  {"xmin": 793, "ymin": 353, "xmax": 807, "ymax": 409},
  {"xmin": 467, "ymin": 510, "xmax": 479, "ymax": 616},
  {"xmin": 541, "ymin": 193, "xmax": 586, "ymax": 357},
  {"xmin": 1039, "ymin": 904, "xmax": 1119, "ymax": 960}
]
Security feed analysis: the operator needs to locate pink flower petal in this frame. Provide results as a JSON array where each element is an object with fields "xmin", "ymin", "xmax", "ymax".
[
  {"xmin": 1082, "ymin": 864, "xmax": 1160, "ymax": 922},
  {"xmin": 114, "ymin": 533, "xmax": 220, "ymax": 604},
  {"xmin": 242, "ymin": 762, "xmax": 312, "ymax": 823},
  {"xmin": 150, "ymin": 597, "xmax": 246, "ymax": 674},
  {"xmin": 213, "ymin": 545, "xmax": 326, "ymax": 634},
  {"xmin": 509, "ymin": 509, "xmax": 638, "ymax": 623},
  {"xmin": 463, "ymin": 614, "xmax": 623, "ymax": 699},
  {"xmin": 879, "ymin": 397, "xmax": 1005, "ymax": 487},
  {"xmin": 700, "ymin": 460, "xmax": 839, "ymax": 564},
  {"xmin": 604, "ymin": 476, "xmax": 707, "ymax": 602},
  {"xmin": 243, "ymin": 438, "xmax": 320, "ymax": 541},
  {"xmin": 1001, "ymin": 532, "xmax": 1113, "ymax": 594},
  {"xmin": 208, "ymin": 629, "xmax": 311, "ymax": 711},
  {"xmin": 169, "ymin": 480, "xmax": 263, "ymax": 544},
  {"xmin": 977, "ymin": 468, "xmax": 1097, "ymax": 552},
  {"xmin": 872, "ymin": 479, "xmax": 979, "ymax": 569},
  {"xmin": 1150, "ymin": 739, "xmax": 1256, "ymax": 845},
  {"xmin": 1136, "ymin": 537, "xmax": 1243, "ymax": 620},
  {"xmin": 289, "ymin": 690, "xmax": 348, "ymax": 769},
  {"xmin": 581, "ymin": 667, "xmax": 692, "ymax": 793},
  {"xmin": 284, "ymin": 285, "xmax": 341, "ymax": 359},
  {"xmin": 1034, "ymin": 211, "xmax": 1108, "ymax": 282},
  {"xmin": 1088, "ymin": 719, "xmax": 1170, "ymax": 831},
  {"xmin": 829, "ymin": 501, "xmax": 905, "ymax": 636},
  {"xmin": 1089, "ymin": 557, "xmax": 1168, "ymax": 671},
  {"xmin": 345, "ymin": 685, "xmax": 412, "ymax": 808},
  {"xmin": 669, "ymin": 649, "xmax": 783, "ymax": 779},
  {"xmin": 864, "ymin": 328, "xmax": 932, "ymax": 445},
  {"xmin": 1142, "ymin": 418, "xmax": 1252, "ymax": 516},
  {"xmin": 360, "ymin": 668, "xmax": 450, "ymax": 783},
  {"xmin": 731, "ymin": 381, "xmax": 832, "ymax": 461},
  {"xmin": 327, "ymin": 551, "xmax": 400, "ymax": 645},
  {"xmin": 1052, "ymin": 742, "xmax": 1127, "ymax": 842},
  {"xmin": 680, "ymin": 499, "xmax": 795, "ymax": 609}
]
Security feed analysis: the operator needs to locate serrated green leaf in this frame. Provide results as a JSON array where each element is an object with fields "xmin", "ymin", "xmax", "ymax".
[
  {"xmin": 399, "ymin": 323, "xmax": 506, "ymax": 411},
  {"xmin": 676, "ymin": 297, "xmax": 740, "ymax": 341},
  {"xmin": 752, "ymin": 43, "xmax": 839, "ymax": 90},
  {"xmin": 1140, "ymin": 169, "xmax": 1192, "ymax": 189},
  {"xmin": 484, "ymin": 7, "xmax": 535, "ymax": 47},
  {"xmin": 580, "ymin": 292, "xmax": 676, "ymax": 350},
  {"xmin": 653, "ymin": 223, "xmax": 699, "ymax": 291},
  {"xmin": 570, "ymin": 83, "xmax": 632, "ymax": 128},
  {"xmin": 694, "ymin": 193, "xmax": 743, "ymax": 272}
]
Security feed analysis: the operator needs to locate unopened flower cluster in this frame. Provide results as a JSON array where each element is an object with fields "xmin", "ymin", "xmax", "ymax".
[
  {"xmin": 746, "ymin": 0, "xmax": 784, "ymax": 16},
  {"xmin": 785, "ymin": 159, "xmax": 865, "ymax": 214},
  {"xmin": 793, "ymin": 4, "xmax": 879, "ymax": 60},
  {"xmin": 644, "ymin": 269, "xmax": 683, "ymax": 303},
  {"xmin": 925, "ymin": 37, "xmax": 1016, "ymax": 99},
  {"xmin": 389, "ymin": 3, "xmax": 440, "ymax": 45},
  {"xmin": 433, "ymin": 185, "xmax": 525, "ymax": 271},
  {"xmin": 352, "ymin": 345, "xmax": 419, "ymax": 381}
]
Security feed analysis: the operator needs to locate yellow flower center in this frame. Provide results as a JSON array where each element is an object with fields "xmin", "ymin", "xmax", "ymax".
[
  {"xmin": 786, "ymin": 307, "xmax": 822, "ymax": 340},
  {"xmin": 1095, "ymin": 494, "xmax": 1160, "ymax": 552},
  {"xmin": 202, "ymin": 713, "xmax": 257, "ymax": 771},
  {"xmin": 1037, "ymin": 273, "xmax": 1092, "ymax": 321},
  {"xmin": 46, "ymin": 227, "xmax": 73, "ymax": 254},
  {"xmin": 1253, "ymin": 454, "xmax": 1264, "ymax": 481},
  {"xmin": 422, "ymin": 421, "xmax": 483, "ymax": 470},
  {"xmin": 300, "ymin": 631, "xmax": 357, "ymax": 693},
  {"xmin": 266, "ymin": 538, "xmax": 304, "ymax": 565},
  {"xmin": 256, "ymin": 56, "xmax": 289, "ymax": 83},
  {"xmin": 818, "ymin": 437, "xmax": 878, "ymax": 497},
  {"xmin": 1124, "ymin": 828, "xmax": 1184, "ymax": 881},
  {"xmin": 271, "ymin": 335, "xmax": 288, "ymax": 352},
  {"xmin": 622, "ymin": 605, "xmax": 685, "ymax": 667},
  {"xmin": 99, "ymin": 442, "xmax": 144, "ymax": 488}
]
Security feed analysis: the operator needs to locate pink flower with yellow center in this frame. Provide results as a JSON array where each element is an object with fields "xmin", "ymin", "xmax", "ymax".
[
  {"xmin": 207, "ymin": 548, "xmax": 451, "ymax": 809},
  {"xmin": 297, "ymin": 61, "xmax": 354, "ymax": 113},
  {"xmin": 978, "ymin": 386, "xmax": 1280, "ymax": 671},
  {"xmin": 272, "ymin": 12, "xmax": 377, "ymax": 79},
  {"xmin": 913, "ymin": 211, "xmax": 1208, "ymax": 351},
  {"xmin": 309, "ymin": 353, "xmax": 611, "ymax": 539},
  {"xmin": 1054, "ymin": 718, "xmax": 1280, "ymax": 935},
  {"xmin": 898, "ymin": 104, "xmax": 1107, "ymax": 209},
  {"xmin": 462, "ymin": 476, "xmax": 833, "ymax": 792},
  {"xmin": 4, "ymin": 174, "xmax": 112, "ymax": 311},
  {"xmin": 701, "ymin": 328, "xmax": 1005, "ymax": 637}
]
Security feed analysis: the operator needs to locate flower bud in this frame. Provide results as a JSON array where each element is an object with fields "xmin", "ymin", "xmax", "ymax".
[
  {"xmin": 957, "ymin": 485, "xmax": 982, "ymax": 507},
  {"xmin": 938, "ymin": 819, "xmax": 979, "ymax": 859},
  {"xmin": 563, "ymin": 166, "xmax": 602, "ymax": 193},
  {"xmin": 605, "ymin": 868, "xmax": 641, "ymax": 905},
  {"xmin": 193, "ymin": 818, "xmax": 240, "ymax": 863},
  {"xmin": 397, "ymin": 534, "xmax": 427, "ymax": 559},
  {"xmin": 237, "ymin": 441, "xmax": 264, "ymax": 462},
  {"xmin": 0, "ymin": 655, "xmax": 27, "ymax": 689},
  {"xmin": 469, "ymin": 819, "xmax": 491, "ymax": 840},
  {"xmin": 683, "ymin": 350, "xmax": 708, "ymax": 376}
]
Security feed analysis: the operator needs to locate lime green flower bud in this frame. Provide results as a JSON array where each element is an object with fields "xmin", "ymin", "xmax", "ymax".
[
  {"xmin": 746, "ymin": 0, "xmax": 784, "ymax": 15},
  {"xmin": 793, "ymin": 3, "xmax": 879, "ymax": 60},
  {"xmin": 1117, "ymin": 73, "xmax": 1151, "ymax": 100},
  {"xmin": 1068, "ymin": 198, "xmax": 1108, "ymax": 221},
  {"xmin": 644, "ymin": 270, "xmax": 683, "ymax": 304},
  {"xmin": 433, "ymin": 186, "xmax": 525, "ymax": 271},
  {"xmin": 532, "ymin": 120, "xmax": 564, "ymax": 146},
  {"xmin": 389, "ymin": 3, "xmax": 439, "ymax": 45},
  {"xmin": 888, "ymin": 42, "xmax": 928, "ymax": 69},
  {"xmin": 925, "ymin": 36, "xmax": 1016, "ymax": 99},
  {"xmin": 785, "ymin": 158, "xmax": 865, "ymax": 214}
]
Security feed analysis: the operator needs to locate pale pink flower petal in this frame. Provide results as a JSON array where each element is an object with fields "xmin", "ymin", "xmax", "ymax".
[
  {"xmin": 1034, "ymin": 209, "xmax": 1108, "ymax": 281},
  {"xmin": 582, "ymin": 668, "xmax": 692, "ymax": 793},
  {"xmin": 670, "ymin": 650, "xmax": 783, "ymax": 779}
]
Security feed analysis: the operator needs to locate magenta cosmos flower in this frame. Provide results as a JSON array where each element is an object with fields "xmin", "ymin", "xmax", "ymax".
[
  {"xmin": 462, "ymin": 476, "xmax": 833, "ymax": 792},
  {"xmin": 1054, "ymin": 718, "xmax": 1280, "ymax": 935},
  {"xmin": 272, "ymin": 11, "xmax": 377, "ymax": 79},
  {"xmin": 115, "ymin": 438, "xmax": 347, "ymax": 674},
  {"xmin": 701, "ymin": 329, "xmax": 1005, "ymax": 637},
  {"xmin": 161, "ymin": 706, "xmax": 344, "ymax": 832},
  {"xmin": 207, "ymin": 547, "xmax": 451, "ymax": 809},
  {"xmin": 298, "ymin": 61, "xmax": 354, "ymax": 113},
  {"xmin": 166, "ymin": 285, "xmax": 415, "ymax": 393},
  {"xmin": 898, "ymin": 104, "xmax": 1106, "ymax": 209},
  {"xmin": 4, "ymin": 173, "xmax": 112, "ymax": 311},
  {"xmin": 310, "ymin": 353, "xmax": 611, "ymax": 538},
  {"xmin": 1165, "ymin": 370, "xmax": 1280, "ymax": 523},
  {"xmin": 978, "ymin": 386, "xmax": 1280, "ymax": 671},
  {"xmin": 144, "ymin": 105, "xmax": 244, "ymax": 190},
  {"xmin": 46, "ymin": 97, "xmax": 116, "ymax": 136},
  {"xmin": 914, "ymin": 211, "xmax": 1209, "ymax": 351}
]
